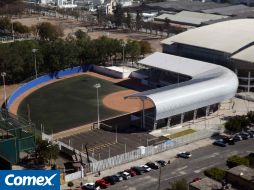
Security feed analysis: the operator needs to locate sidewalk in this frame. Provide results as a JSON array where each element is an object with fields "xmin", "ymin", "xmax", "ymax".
[{"xmin": 61, "ymin": 137, "xmax": 213, "ymax": 189}]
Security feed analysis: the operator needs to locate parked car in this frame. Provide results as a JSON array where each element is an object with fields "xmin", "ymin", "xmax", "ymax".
[
  {"xmin": 233, "ymin": 135, "xmax": 242, "ymax": 142},
  {"xmin": 246, "ymin": 130, "xmax": 254, "ymax": 138},
  {"xmin": 82, "ymin": 183, "xmax": 100, "ymax": 190},
  {"xmin": 124, "ymin": 169, "xmax": 137, "ymax": 177},
  {"xmin": 95, "ymin": 179, "xmax": 111, "ymax": 188},
  {"xmin": 177, "ymin": 152, "xmax": 192, "ymax": 159},
  {"xmin": 155, "ymin": 160, "xmax": 167, "ymax": 167},
  {"xmin": 131, "ymin": 166, "xmax": 145, "ymax": 175},
  {"xmin": 239, "ymin": 132, "xmax": 250, "ymax": 140},
  {"xmin": 248, "ymin": 152, "xmax": 254, "ymax": 158},
  {"xmin": 192, "ymin": 177, "xmax": 201, "ymax": 182},
  {"xmin": 146, "ymin": 162, "xmax": 159, "ymax": 170},
  {"xmin": 114, "ymin": 173, "xmax": 123, "ymax": 181},
  {"xmin": 111, "ymin": 175, "xmax": 121, "ymax": 182},
  {"xmin": 117, "ymin": 171, "xmax": 131, "ymax": 180},
  {"xmin": 102, "ymin": 176, "xmax": 116, "ymax": 185},
  {"xmin": 140, "ymin": 165, "xmax": 152, "ymax": 172},
  {"xmin": 213, "ymin": 140, "xmax": 227, "ymax": 147}
]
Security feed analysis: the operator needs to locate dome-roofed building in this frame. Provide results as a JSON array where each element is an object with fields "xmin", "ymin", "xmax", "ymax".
[{"xmin": 161, "ymin": 19, "xmax": 254, "ymax": 92}]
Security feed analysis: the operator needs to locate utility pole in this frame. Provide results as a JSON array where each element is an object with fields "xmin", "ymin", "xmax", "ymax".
[
  {"xmin": 115, "ymin": 125, "xmax": 118, "ymax": 143},
  {"xmin": 93, "ymin": 83, "xmax": 101, "ymax": 129},
  {"xmin": 158, "ymin": 166, "xmax": 162, "ymax": 190}
]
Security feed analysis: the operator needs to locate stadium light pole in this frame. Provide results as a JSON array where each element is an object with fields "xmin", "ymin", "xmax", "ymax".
[
  {"xmin": 32, "ymin": 48, "xmax": 38, "ymax": 79},
  {"xmin": 93, "ymin": 83, "xmax": 101, "ymax": 129},
  {"xmin": 121, "ymin": 41, "xmax": 126, "ymax": 74},
  {"xmin": 1, "ymin": 72, "xmax": 7, "ymax": 108},
  {"xmin": 11, "ymin": 22, "xmax": 14, "ymax": 41}
]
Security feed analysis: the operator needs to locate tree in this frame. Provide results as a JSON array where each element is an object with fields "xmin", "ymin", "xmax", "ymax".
[
  {"xmin": 170, "ymin": 178, "xmax": 188, "ymax": 190},
  {"xmin": 139, "ymin": 40, "xmax": 152, "ymax": 57},
  {"xmin": 96, "ymin": 6, "xmax": 105, "ymax": 26},
  {"xmin": 204, "ymin": 167, "xmax": 226, "ymax": 181},
  {"xmin": 75, "ymin": 29, "xmax": 90, "ymax": 41},
  {"xmin": 0, "ymin": 17, "xmax": 11, "ymax": 31},
  {"xmin": 225, "ymin": 115, "xmax": 249, "ymax": 133},
  {"xmin": 67, "ymin": 181, "xmax": 74, "ymax": 190},
  {"xmin": 126, "ymin": 40, "xmax": 141, "ymax": 64},
  {"xmin": 247, "ymin": 111, "xmax": 254, "ymax": 123},
  {"xmin": 37, "ymin": 22, "xmax": 63, "ymax": 41},
  {"xmin": 13, "ymin": 21, "xmax": 30, "ymax": 34},
  {"xmin": 126, "ymin": 11, "xmax": 132, "ymax": 31},
  {"xmin": 113, "ymin": 4, "xmax": 124, "ymax": 28},
  {"xmin": 35, "ymin": 139, "xmax": 60, "ymax": 164},
  {"xmin": 164, "ymin": 18, "xmax": 171, "ymax": 37},
  {"xmin": 135, "ymin": 10, "xmax": 142, "ymax": 31},
  {"xmin": 227, "ymin": 155, "xmax": 250, "ymax": 168}
]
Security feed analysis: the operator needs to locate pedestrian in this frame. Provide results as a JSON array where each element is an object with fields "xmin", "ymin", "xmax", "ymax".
[{"xmin": 98, "ymin": 171, "xmax": 101, "ymax": 176}]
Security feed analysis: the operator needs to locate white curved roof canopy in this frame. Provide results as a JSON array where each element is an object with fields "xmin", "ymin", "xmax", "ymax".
[{"xmin": 127, "ymin": 52, "xmax": 238, "ymax": 120}]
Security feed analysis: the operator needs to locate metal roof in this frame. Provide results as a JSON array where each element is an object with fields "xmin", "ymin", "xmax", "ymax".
[
  {"xmin": 145, "ymin": 1, "xmax": 230, "ymax": 12},
  {"xmin": 161, "ymin": 19, "xmax": 254, "ymax": 54},
  {"xmin": 231, "ymin": 45, "xmax": 254, "ymax": 63},
  {"xmin": 155, "ymin": 11, "xmax": 228, "ymax": 26},
  {"xmin": 203, "ymin": 4, "xmax": 253, "ymax": 16},
  {"xmin": 126, "ymin": 52, "xmax": 238, "ymax": 120}
]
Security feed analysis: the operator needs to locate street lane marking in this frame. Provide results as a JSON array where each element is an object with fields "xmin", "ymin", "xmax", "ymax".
[{"xmin": 194, "ymin": 163, "xmax": 217, "ymax": 173}]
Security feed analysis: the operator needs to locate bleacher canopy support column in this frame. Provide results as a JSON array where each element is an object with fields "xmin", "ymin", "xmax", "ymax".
[
  {"xmin": 142, "ymin": 98, "xmax": 145, "ymax": 129},
  {"xmin": 167, "ymin": 117, "xmax": 171, "ymax": 127},
  {"xmin": 153, "ymin": 121, "xmax": 157, "ymax": 130},
  {"xmin": 248, "ymin": 72, "xmax": 251, "ymax": 93},
  {"xmin": 205, "ymin": 106, "xmax": 210, "ymax": 118},
  {"xmin": 193, "ymin": 110, "xmax": 197, "ymax": 123},
  {"xmin": 180, "ymin": 113, "xmax": 184, "ymax": 125}
]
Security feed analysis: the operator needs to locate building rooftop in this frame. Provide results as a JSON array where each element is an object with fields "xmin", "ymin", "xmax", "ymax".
[
  {"xmin": 161, "ymin": 19, "xmax": 254, "ymax": 54},
  {"xmin": 227, "ymin": 165, "xmax": 254, "ymax": 182},
  {"xmin": 231, "ymin": 45, "xmax": 254, "ymax": 63},
  {"xmin": 202, "ymin": 4, "xmax": 254, "ymax": 16},
  {"xmin": 138, "ymin": 52, "xmax": 218, "ymax": 77},
  {"xmin": 144, "ymin": 0, "xmax": 230, "ymax": 12},
  {"xmin": 190, "ymin": 177, "xmax": 222, "ymax": 190},
  {"xmin": 155, "ymin": 11, "xmax": 228, "ymax": 26}
]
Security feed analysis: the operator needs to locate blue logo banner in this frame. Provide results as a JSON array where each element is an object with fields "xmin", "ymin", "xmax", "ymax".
[{"xmin": 0, "ymin": 170, "xmax": 60, "ymax": 190}]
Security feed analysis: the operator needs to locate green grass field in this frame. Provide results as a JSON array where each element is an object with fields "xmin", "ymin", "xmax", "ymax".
[{"xmin": 17, "ymin": 75, "xmax": 127, "ymax": 134}]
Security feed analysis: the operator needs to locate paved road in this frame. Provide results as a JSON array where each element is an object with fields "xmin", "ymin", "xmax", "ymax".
[{"xmin": 108, "ymin": 139, "xmax": 254, "ymax": 190}]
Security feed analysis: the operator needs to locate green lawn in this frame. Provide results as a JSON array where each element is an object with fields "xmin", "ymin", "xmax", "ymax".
[
  {"xmin": 166, "ymin": 129, "xmax": 196, "ymax": 139},
  {"xmin": 17, "ymin": 75, "xmax": 127, "ymax": 134}
]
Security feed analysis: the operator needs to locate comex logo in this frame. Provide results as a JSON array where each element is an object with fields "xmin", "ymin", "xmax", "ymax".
[
  {"xmin": 0, "ymin": 170, "xmax": 60, "ymax": 190},
  {"xmin": 5, "ymin": 174, "xmax": 57, "ymax": 186}
]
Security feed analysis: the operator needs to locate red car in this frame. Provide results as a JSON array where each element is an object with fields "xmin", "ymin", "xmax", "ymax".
[
  {"xmin": 124, "ymin": 169, "xmax": 137, "ymax": 177},
  {"xmin": 192, "ymin": 177, "xmax": 201, "ymax": 182},
  {"xmin": 95, "ymin": 179, "xmax": 111, "ymax": 188}
]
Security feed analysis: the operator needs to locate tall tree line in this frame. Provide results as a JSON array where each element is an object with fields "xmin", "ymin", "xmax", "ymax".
[{"xmin": 0, "ymin": 30, "xmax": 151, "ymax": 84}]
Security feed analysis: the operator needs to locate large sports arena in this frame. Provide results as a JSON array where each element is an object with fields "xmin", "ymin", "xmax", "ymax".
[{"xmin": 162, "ymin": 19, "xmax": 254, "ymax": 92}]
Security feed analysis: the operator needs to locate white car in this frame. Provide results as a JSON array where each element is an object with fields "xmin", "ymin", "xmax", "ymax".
[
  {"xmin": 82, "ymin": 182, "xmax": 100, "ymax": 190},
  {"xmin": 140, "ymin": 165, "xmax": 152, "ymax": 172}
]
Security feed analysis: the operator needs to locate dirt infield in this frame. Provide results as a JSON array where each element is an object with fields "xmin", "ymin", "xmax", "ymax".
[{"xmin": 103, "ymin": 89, "xmax": 141, "ymax": 113}]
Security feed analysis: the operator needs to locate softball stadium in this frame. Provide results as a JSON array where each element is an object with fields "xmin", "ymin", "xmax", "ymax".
[{"xmin": 5, "ymin": 19, "xmax": 253, "ymax": 165}]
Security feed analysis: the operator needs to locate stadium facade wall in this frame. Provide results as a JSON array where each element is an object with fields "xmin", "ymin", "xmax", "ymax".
[{"xmin": 7, "ymin": 65, "xmax": 92, "ymax": 109}]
